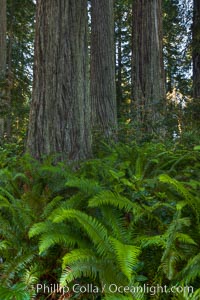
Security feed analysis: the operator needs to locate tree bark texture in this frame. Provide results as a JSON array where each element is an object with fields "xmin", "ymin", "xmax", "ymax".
[
  {"xmin": 132, "ymin": 0, "xmax": 166, "ymax": 134},
  {"xmin": 193, "ymin": 0, "xmax": 200, "ymax": 99},
  {"xmin": 116, "ymin": 6, "xmax": 123, "ymax": 116},
  {"xmin": 0, "ymin": 0, "xmax": 7, "ymax": 137},
  {"xmin": 90, "ymin": 0, "xmax": 117, "ymax": 138},
  {"xmin": 27, "ymin": 0, "xmax": 91, "ymax": 161},
  {"xmin": 0, "ymin": 0, "xmax": 6, "ymax": 78}
]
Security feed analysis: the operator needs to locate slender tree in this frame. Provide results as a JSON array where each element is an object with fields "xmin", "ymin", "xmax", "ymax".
[
  {"xmin": 115, "ymin": 0, "xmax": 132, "ymax": 118},
  {"xmin": 27, "ymin": 0, "xmax": 91, "ymax": 160},
  {"xmin": 193, "ymin": 0, "xmax": 200, "ymax": 99},
  {"xmin": 0, "ymin": 0, "xmax": 7, "ymax": 137},
  {"xmin": 90, "ymin": 0, "xmax": 117, "ymax": 138},
  {"xmin": 132, "ymin": 0, "xmax": 166, "ymax": 135}
]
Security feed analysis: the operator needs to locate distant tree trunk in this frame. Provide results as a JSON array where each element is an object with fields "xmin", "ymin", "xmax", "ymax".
[
  {"xmin": 117, "ymin": 30, "xmax": 123, "ymax": 113},
  {"xmin": 193, "ymin": 0, "xmax": 200, "ymax": 99},
  {"xmin": 132, "ymin": 0, "xmax": 166, "ymax": 135},
  {"xmin": 0, "ymin": 0, "xmax": 7, "ymax": 138},
  {"xmin": 5, "ymin": 2, "xmax": 14, "ymax": 138},
  {"xmin": 27, "ymin": 0, "xmax": 91, "ymax": 161},
  {"xmin": 90, "ymin": 0, "xmax": 117, "ymax": 138},
  {"xmin": 115, "ymin": 4, "xmax": 123, "ymax": 117}
]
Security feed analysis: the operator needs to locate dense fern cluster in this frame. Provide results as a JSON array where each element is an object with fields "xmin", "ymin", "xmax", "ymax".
[{"xmin": 0, "ymin": 142, "xmax": 200, "ymax": 299}]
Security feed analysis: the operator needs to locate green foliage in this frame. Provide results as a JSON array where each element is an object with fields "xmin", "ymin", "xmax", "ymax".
[
  {"xmin": 0, "ymin": 142, "xmax": 200, "ymax": 299},
  {"xmin": 0, "ymin": 154, "xmax": 74, "ymax": 298},
  {"xmin": 0, "ymin": 283, "xmax": 31, "ymax": 300},
  {"xmin": 6, "ymin": 0, "xmax": 35, "ymax": 141}
]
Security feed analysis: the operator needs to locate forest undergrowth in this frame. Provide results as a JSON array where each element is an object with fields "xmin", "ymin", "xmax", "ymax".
[{"xmin": 0, "ymin": 137, "xmax": 200, "ymax": 300}]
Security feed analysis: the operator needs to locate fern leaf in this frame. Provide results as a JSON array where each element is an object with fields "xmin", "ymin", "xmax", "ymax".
[
  {"xmin": 100, "ymin": 207, "xmax": 128, "ymax": 243},
  {"xmin": 38, "ymin": 228, "xmax": 88, "ymax": 254},
  {"xmin": 159, "ymin": 174, "xmax": 190, "ymax": 200},
  {"xmin": 66, "ymin": 178, "xmax": 102, "ymax": 195},
  {"xmin": 0, "ymin": 187, "xmax": 15, "ymax": 202},
  {"xmin": 159, "ymin": 174, "xmax": 200, "ymax": 222},
  {"xmin": 89, "ymin": 190, "xmax": 143, "ymax": 217},
  {"xmin": 0, "ymin": 283, "xmax": 30, "ymax": 300},
  {"xmin": 42, "ymin": 196, "xmax": 64, "ymax": 218},
  {"xmin": 109, "ymin": 237, "xmax": 140, "ymax": 281},
  {"xmin": 29, "ymin": 220, "xmax": 53, "ymax": 238},
  {"xmin": 50, "ymin": 209, "xmax": 110, "ymax": 256},
  {"xmin": 179, "ymin": 253, "xmax": 200, "ymax": 284},
  {"xmin": 0, "ymin": 195, "xmax": 11, "ymax": 208},
  {"xmin": 175, "ymin": 233, "xmax": 197, "ymax": 245},
  {"xmin": 60, "ymin": 258, "xmax": 100, "ymax": 286},
  {"xmin": 62, "ymin": 248, "xmax": 98, "ymax": 273},
  {"xmin": 139, "ymin": 235, "xmax": 166, "ymax": 249}
]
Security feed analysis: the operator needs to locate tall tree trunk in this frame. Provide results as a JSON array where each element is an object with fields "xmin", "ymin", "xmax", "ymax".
[
  {"xmin": 132, "ymin": 0, "xmax": 166, "ymax": 135},
  {"xmin": 193, "ymin": 0, "xmax": 200, "ymax": 99},
  {"xmin": 27, "ymin": 0, "xmax": 91, "ymax": 161},
  {"xmin": 5, "ymin": 1, "xmax": 14, "ymax": 138},
  {"xmin": 90, "ymin": 0, "xmax": 117, "ymax": 138},
  {"xmin": 0, "ymin": 0, "xmax": 7, "ymax": 138},
  {"xmin": 116, "ymin": 6, "xmax": 123, "ymax": 117}
]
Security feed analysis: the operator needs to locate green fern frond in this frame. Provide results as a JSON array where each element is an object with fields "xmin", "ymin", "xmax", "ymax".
[
  {"xmin": 13, "ymin": 172, "xmax": 29, "ymax": 184},
  {"xmin": 0, "ymin": 187, "xmax": 15, "ymax": 203},
  {"xmin": 109, "ymin": 169, "xmax": 125, "ymax": 180},
  {"xmin": 0, "ymin": 195, "xmax": 11, "ymax": 209},
  {"xmin": 66, "ymin": 178, "xmax": 102, "ymax": 196},
  {"xmin": 139, "ymin": 234, "xmax": 166, "ymax": 249},
  {"xmin": 175, "ymin": 233, "xmax": 197, "ymax": 245},
  {"xmin": 1, "ymin": 252, "xmax": 35, "ymax": 284},
  {"xmin": 21, "ymin": 264, "xmax": 41, "ymax": 287},
  {"xmin": 179, "ymin": 253, "xmax": 200, "ymax": 284},
  {"xmin": 29, "ymin": 220, "xmax": 52, "ymax": 238},
  {"xmin": 159, "ymin": 174, "xmax": 199, "ymax": 221},
  {"xmin": 89, "ymin": 190, "xmax": 143, "ymax": 218},
  {"xmin": 159, "ymin": 174, "xmax": 191, "ymax": 200},
  {"xmin": 148, "ymin": 201, "xmax": 176, "ymax": 214},
  {"xmin": 100, "ymin": 207, "xmax": 128, "ymax": 243},
  {"xmin": 160, "ymin": 249, "xmax": 182, "ymax": 280},
  {"xmin": 0, "ymin": 283, "xmax": 30, "ymax": 300},
  {"xmin": 50, "ymin": 209, "xmax": 110, "ymax": 256},
  {"xmin": 62, "ymin": 248, "xmax": 97, "ymax": 271},
  {"xmin": 29, "ymin": 220, "xmax": 88, "ymax": 253},
  {"xmin": 38, "ymin": 226, "xmax": 88, "ymax": 254},
  {"xmin": 60, "ymin": 259, "xmax": 100, "ymax": 286},
  {"xmin": 42, "ymin": 196, "xmax": 64, "ymax": 218},
  {"xmin": 109, "ymin": 237, "xmax": 140, "ymax": 281},
  {"xmin": 167, "ymin": 216, "xmax": 191, "ymax": 237},
  {"xmin": 135, "ymin": 154, "xmax": 144, "ymax": 180},
  {"xmin": 60, "ymin": 256, "xmax": 126, "ymax": 288},
  {"xmin": 192, "ymin": 288, "xmax": 200, "ymax": 300},
  {"xmin": 159, "ymin": 212, "xmax": 194, "ymax": 280}
]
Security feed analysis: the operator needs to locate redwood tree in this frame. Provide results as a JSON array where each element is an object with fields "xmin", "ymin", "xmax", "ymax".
[
  {"xmin": 90, "ymin": 0, "xmax": 117, "ymax": 138},
  {"xmin": 132, "ymin": 0, "xmax": 166, "ymax": 135},
  {"xmin": 0, "ymin": 0, "xmax": 7, "ymax": 137},
  {"xmin": 193, "ymin": 0, "xmax": 200, "ymax": 99},
  {"xmin": 27, "ymin": 0, "xmax": 91, "ymax": 160}
]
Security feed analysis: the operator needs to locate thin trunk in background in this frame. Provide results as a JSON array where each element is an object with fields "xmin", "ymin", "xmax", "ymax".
[{"xmin": 0, "ymin": 0, "xmax": 7, "ymax": 138}]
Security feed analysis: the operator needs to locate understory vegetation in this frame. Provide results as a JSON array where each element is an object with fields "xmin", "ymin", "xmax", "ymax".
[{"xmin": 0, "ymin": 139, "xmax": 200, "ymax": 299}]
